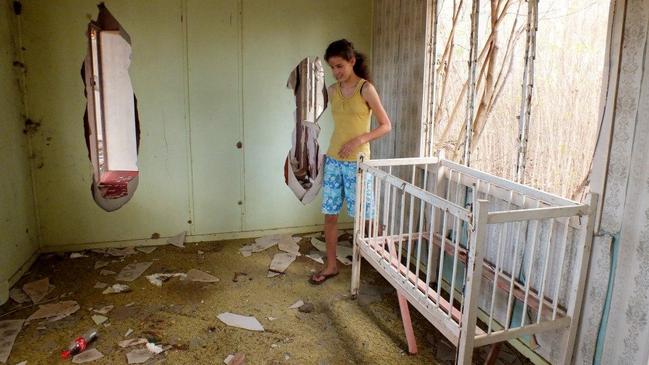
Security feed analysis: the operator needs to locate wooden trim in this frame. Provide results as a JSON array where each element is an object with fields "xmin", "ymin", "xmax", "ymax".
[{"xmin": 39, "ymin": 223, "xmax": 350, "ymax": 253}]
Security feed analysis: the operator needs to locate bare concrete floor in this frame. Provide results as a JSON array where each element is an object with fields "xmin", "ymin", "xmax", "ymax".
[{"xmin": 0, "ymin": 235, "xmax": 533, "ymax": 364}]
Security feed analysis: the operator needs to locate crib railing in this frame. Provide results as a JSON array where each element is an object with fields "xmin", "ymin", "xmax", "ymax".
[{"xmin": 351, "ymin": 156, "xmax": 597, "ymax": 365}]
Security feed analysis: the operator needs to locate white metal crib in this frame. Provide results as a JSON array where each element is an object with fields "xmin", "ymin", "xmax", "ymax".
[{"xmin": 351, "ymin": 156, "xmax": 597, "ymax": 364}]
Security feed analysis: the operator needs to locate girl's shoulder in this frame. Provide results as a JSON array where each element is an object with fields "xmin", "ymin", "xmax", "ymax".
[{"xmin": 360, "ymin": 80, "xmax": 376, "ymax": 96}]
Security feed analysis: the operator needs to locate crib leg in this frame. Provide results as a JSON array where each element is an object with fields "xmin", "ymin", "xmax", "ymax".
[
  {"xmin": 484, "ymin": 343, "xmax": 502, "ymax": 365},
  {"xmin": 351, "ymin": 241, "xmax": 362, "ymax": 297},
  {"xmin": 385, "ymin": 240, "xmax": 418, "ymax": 354},
  {"xmin": 397, "ymin": 292, "xmax": 418, "ymax": 354}
]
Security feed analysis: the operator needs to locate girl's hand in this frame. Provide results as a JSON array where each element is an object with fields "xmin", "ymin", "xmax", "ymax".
[{"xmin": 339, "ymin": 137, "xmax": 363, "ymax": 159}]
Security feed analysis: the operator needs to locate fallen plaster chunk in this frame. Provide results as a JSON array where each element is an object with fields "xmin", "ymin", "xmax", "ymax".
[
  {"xmin": 311, "ymin": 237, "xmax": 353, "ymax": 265},
  {"xmin": 217, "ymin": 312, "xmax": 264, "ymax": 331},
  {"xmin": 119, "ymin": 338, "xmax": 148, "ymax": 348},
  {"xmin": 72, "ymin": 348, "xmax": 103, "ymax": 363},
  {"xmin": 99, "ymin": 269, "xmax": 116, "ymax": 276},
  {"xmin": 267, "ymin": 271, "xmax": 281, "ymax": 278},
  {"xmin": 277, "ymin": 236, "xmax": 301, "ymax": 256},
  {"xmin": 9, "ymin": 288, "xmax": 30, "ymax": 304},
  {"xmin": 27, "ymin": 301, "xmax": 80, "ymax": 321},
  {"xmin": 337, "ymin": 256, "xmax": 352, "ymax": 266},
  {"xmin": 136, "ymin": 246, "xmax": 157, "ymax": 254},
  {"xmin": 184, "ymin": 269, "xmax": 219, "ymax": 283},
  {"xmin": 0, "ymin": 319, "xmax": 24, "ymax": 363},
  {"xmin": 267, "ymin": 316, "xmax": 277, "ymax": 321},
  {"xmin": 310, "ymin": 237, "xmax": 326, "ymax": 252},
  {"xmin": 94, "ymin": 261, "xmax": 109, "ymax": 270},
  {"xmin": 93, "ymin": 282, "xmax": 108, "ymax": 289},
  {"xmin": 124, "ymin": 328, "xmax": 133, "ymax": 337},
  {"xmin": 167, "ymin": 231, "xmax": 186, "ymax": 248},
  {"xmin": 102, "ymin": 284, "xmax": 131, "ymax": 295},
  {"xmin": 116, "ymin": 262, "xmax": 153, "ymax": 282},
  {"xmin": 16, "ymin": 361, "xmax": 27, "ymax": 365},
  {"xmin": 146, "ymin": 342, "xmax": 164, "ymax": 354},
  {"xmin": 93, "ymin": 305, "xmax": 114, "ymax": 315},
  {"xmin": 146, "ymin": 273, "xmax": 186, "ymax": 287},
  {"xmin": 91, "ymin": 314, "xmax": 108, "ymax": 325},
  {"xmin": 239, "ymin": 244, "xmax": 254, "ymax": 257},
  {"xmin": 269, "ymin": 253, "xmax": 297, "ymax": 274},
  {"xmin": 305, "ymin": 252, "xmax": 324, "ymax": 264},
  {"xmin": 288, "ymin": 300, "xmax": 304, "ymax": 309},
  {"xmin": 23, "ymin": 278, "xmax": 50, "ymax": 304},
  {"xmin": 70, "ymin": 252, "xmax": 89, "ymax": 259},
  {"xmin": 224, "ymin": 353, "xmax": 245, "ymax": 365},
  {"xmin": 126, "ymin": 348, "xmax": 152, "ymax": 364},
  {"xmin": 106, "ymin": 247, "xmax": 137, "ymax": 257}
]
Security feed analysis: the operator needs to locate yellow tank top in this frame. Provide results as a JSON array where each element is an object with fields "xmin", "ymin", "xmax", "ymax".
[{"xmin": 327, "ymin": 79, "xmax": 372, "ymax": 161}]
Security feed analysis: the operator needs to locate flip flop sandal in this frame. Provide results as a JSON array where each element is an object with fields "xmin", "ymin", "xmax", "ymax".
[{"xmin": 309, "ymin": 271, "xmax": 339, "ymax": 285}]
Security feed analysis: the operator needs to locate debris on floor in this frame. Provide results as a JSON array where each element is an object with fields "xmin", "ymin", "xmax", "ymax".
[
  {"xmin": 27, "ymin": 300, "xmax": 79, "ymax": 321},
  {"xmin": 268, "ymin": 253, "xmax": 296, "ymax": 275},
  {"xmin": 277, "ymin": 235, "xmax": 302, "ymax": 256},
  {"xmin": 9, "ymin": 288, "xmax": 30, "ymax": 304},
  {"xmin": 92, "ymin": 305, "xmax": 114, "ymax": 315},
  {"xmin": 71, "ymin": 348, "xmax": 103, "ymax": 363},
  {"xmin": 288, "ymin": 300, "xmax": 304, "ymax": 309},
  {"xmin": 146, "ymin": 273, "xmax": 186, "ymax": 287},
  {"xmin": 217, "ymin": 312, "xmax": 264, "ymax": 332},
  {"xmin": 224, "ymin": 352, "xmax": 246, "ymax": 365},
  {"xmin": 0, "ymin": 319, "xmax": 24, "ymax": 363},
  {"xmin": 106, "ymin": 247, "xmax": 137, "ymax": 257},
  {"xmin": 232, "ymin": 272, "xmax": 248, "ymax": 282},
  {"xmin": 22, "ymin": 278, "xmax": 51, "ymax": 304},
  {"xmin": 184, "ymin": 269, "xmax": 219, "ymax": 283},
  {"xmin": 124, "ymin": 328, "xmax": 133, "ymax": 337},
  {"xmin": 298, "ymin": 302, "xmax": 314, "ymax": 313},
  {"xmin": 126, "ymin": 348, "xmax": 153, "ymax": 364},
  {"xmin": 168, "ymin": 231, "xmax": 187, "ymax": 248},
  {"xmin": 102, "ymin": 284, "xmax": 131, "ymax": 295},
  {"xmin": 61, "ymin": 329, "xmax": 97, "ymax": 359},
  {"xmin": 93, "ymin": 282, "xmax": 108, "ymax": 289},
  {"xmin": 115, "ymin": 262, "xmax": 153, "ymax": 282},
  {"xmin": 241, "ymin": 234, "xmax": 301, "ymax": 256},
  {"xmin": 305, "ymin": 252, "xmax": 324, "ymax": 264},
  {"xmin": 136, "ymin": 246, "xmax": 157, "ymax": 254},
  {"xmin": 94, "ymin": 260, "xmax": 109, "ymax": 270},
  {"xmin": 91, "ymin": 314, "xmax": 108, "ymax": 325},
  {"xmin": 310, "ymin": 238, "xmax": 353, "ymax": 266},
  {"xmin": 119, "ymin": 338, "xmax": 148, "ymax": 348},
  {"xmin": 70, "ymin": 252, "xmax": 89, "ymax": 259},
  {"xmin": 99, "ymin": 269, "xmax": 116, "ymax": 276},
  {"xmin": 145, "ymin": 342, "xmax": 164, "ymax": 354}
]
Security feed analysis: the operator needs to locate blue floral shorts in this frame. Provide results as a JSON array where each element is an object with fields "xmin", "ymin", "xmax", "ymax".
[{"xmin": 321, "ymin": 156, "xmax": 374, "ymax": 218}]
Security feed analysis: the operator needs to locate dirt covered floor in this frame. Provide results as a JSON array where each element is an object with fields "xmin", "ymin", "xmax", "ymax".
[{"xmin": 0, "ymin": 234, "xmax": 533, "ymax": 364}]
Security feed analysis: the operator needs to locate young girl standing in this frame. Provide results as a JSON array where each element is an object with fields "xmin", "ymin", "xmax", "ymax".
[{"xmin": 310, "ymin": 39, "xmax": 392, "ymax": 284}]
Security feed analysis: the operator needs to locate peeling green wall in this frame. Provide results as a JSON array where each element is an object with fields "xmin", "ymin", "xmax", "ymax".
[
  {"xmin": 0, "ymin": 1, "xmax": 39, "ymax": 299},
  {"xmin": 19, "ymin": 0, "xmax": 370, "ymax": 247}
]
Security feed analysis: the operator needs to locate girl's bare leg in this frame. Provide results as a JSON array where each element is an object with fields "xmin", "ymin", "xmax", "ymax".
[{"xmin": 322, "ymin": 214, "xmax": 339, "ymax": 275}]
